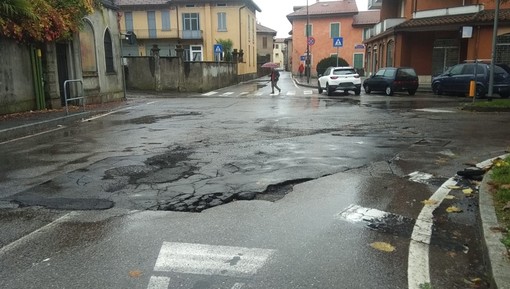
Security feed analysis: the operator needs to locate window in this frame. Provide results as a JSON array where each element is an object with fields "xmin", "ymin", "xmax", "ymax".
[
  {"xmin": 330, "ymin": 23, "xmax": 340, "ymax": 38},
  {"xmin": 275, "ymin": 44, "xmax": 279, "ymax": 49},
  {"xmin": 161, "ymin": 10, "xmax": 170, "ymax": 31},
  {"xmin": 104, "ymin": 29, "xmax": 114, "ymax": 73},
  {"xmin": 353, "ymin": 53, "xmax": 363, "ymax": 69},
  {"xmin": 147, "ymin": 11, "xmax": 156, "ymax": 38},
  {"xmin": 185, "ymin": 45, "xmax": 203, "ymax": 61},
  {"xmin": 386, "ymin": 40, "xmax": 394, "ymax": 67},
  {"xmin": 183, "ymin": 13, "xmax": 200, "ymax": 30},
  {"xmin": 305, "ymin": 24, "xmax": 313, "ymax": 36},
  {"xmin": 185, "ymin": 4, "xmax": 195, "ymax": 7},
  {"xmin": 80, "ymin": 20, "xmax": 97, "ymax": 73},
  {"xmin": 124, "ymin": 12, "xmax": 133, "ymax": 31},
  {"xmin": 217, "ymin": 12, "xmax": 226, "ymax": 31},
  {"xmin": 263, "ymin": 37, "xmax": 267, "ymax": 49}
]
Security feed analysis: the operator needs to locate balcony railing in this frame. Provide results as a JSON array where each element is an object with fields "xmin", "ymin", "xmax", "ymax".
[
  {"xmin": 413, "ymin": 4, "xmax": 483, "ymax": 19},
  {"xmin": 369, "ymin": 18, "xmax": 406, "ymax": 38},
  {"xmin": 182, "ymin": 30, "xmax": 202, "ymax": 39},
  {"xmin": 368, "ymin": 0, "xmax": 382, "ymax": 10}
]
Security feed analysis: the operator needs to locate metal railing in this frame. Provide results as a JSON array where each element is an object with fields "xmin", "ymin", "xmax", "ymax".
[{"xmin": 63, "ymin": 79, "xmax": 85, "ymax": 115}]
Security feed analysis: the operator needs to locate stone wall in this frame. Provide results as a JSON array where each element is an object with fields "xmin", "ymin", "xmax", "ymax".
[
  {"xmin": 125, "ymin": 56, "xmax": 238, "ymax": 93},
  {"xmin": 0, "ymin": 38, "xmax": 36, "ymax": 114}
]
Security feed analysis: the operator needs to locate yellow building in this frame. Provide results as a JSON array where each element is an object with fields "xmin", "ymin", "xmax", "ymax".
[{"xmin": 117, "ymin": 0, "xmax": 261, "ymax": 78}]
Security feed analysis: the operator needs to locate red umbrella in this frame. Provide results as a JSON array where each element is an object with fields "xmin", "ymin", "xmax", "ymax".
[{"xmin": 261, "ymin": 62, "xmax": 279, "ymax": 68}]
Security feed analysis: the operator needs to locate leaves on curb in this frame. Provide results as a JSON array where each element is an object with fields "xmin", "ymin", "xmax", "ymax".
[
  {"xmin": 128, "ymin": 270, "xmax": 142, "ymax": 278},
  {"xmin": 421, "ymin": 199, "xmax": 438, "ymax": 205},
  {"xmin": 446, "ymin": 206, "xmax": 463, "ymax": 213},
  {"xmin": 370, "ymin": 242, "xmax": 395, "ymax": 252},
  {"xmin": 444, "ymin": 195, "xmax": 455, "ymax": 200}
]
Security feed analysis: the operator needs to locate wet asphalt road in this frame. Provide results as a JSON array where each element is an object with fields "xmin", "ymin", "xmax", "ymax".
[{"xmin": 0, "ymin": 71, "xmax": 509, "ymax": 288}]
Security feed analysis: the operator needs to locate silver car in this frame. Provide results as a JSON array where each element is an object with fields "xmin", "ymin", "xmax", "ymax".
[{"xmin": 318, "ymin": 66, "xmax": 362, "ymax": 96}]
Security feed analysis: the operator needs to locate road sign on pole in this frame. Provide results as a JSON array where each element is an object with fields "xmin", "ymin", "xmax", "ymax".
[
  {"xmin": 307, "ymin": 37, "xmax": 315, "ymax": 46},
  {"xmin": 333, "ymin": 37, "xmax": 343, "ymax": 47},
  {"xmin": 214, "ymin": 44, "xmax": 223, "ymax": 54}
]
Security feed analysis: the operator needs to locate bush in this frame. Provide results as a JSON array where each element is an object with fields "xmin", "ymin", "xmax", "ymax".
[{"xmin": 316, "ymin": 56, "xmax": 349, "ymax": 76}]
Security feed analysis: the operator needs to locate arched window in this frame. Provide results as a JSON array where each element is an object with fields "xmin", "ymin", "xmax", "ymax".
[
  {"xmin": 496, "ymin": 33, "xmax": 510, "ymax": 64},
  {"xmin": 80, "ymin": 19, "xmax": 97, "ymax": 73},
  {"xmin": 104, "ymin": 28, "xmax": 115, "ymax": 73},
  {"xmin": 386, "ymin": 40, "xmax": 394, "ymax": 67}
]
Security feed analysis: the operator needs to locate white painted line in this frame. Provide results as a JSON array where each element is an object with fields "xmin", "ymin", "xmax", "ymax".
[
  {"xmin": 231, "ymin": 283, "xmax": 245, "ymax": 289},
  {"xmin": 146, "ymin": 101, "xmax": 158, "ymax": 105},
  {"xmin": 147, "ymin": 276, "xmax": 170, "ymax": 289},
  {"xmin": 414, "ymin": 108, "xmax": 455, "ymax": 113},
  {"xmin": 82, "ymin": 106, "xmax": 133, "ymax": 122},
  {"xmin": 286, "ymin": 91, "xmax": 296, "ymax": 96},
  {"xmin": 476, "ymin": 153, "xmax": 509, "ymax": 170},
  {"xmin": 239, "ymin": 92, "xmax": 249, "ymax": 96},
  {"xmin": 221, "ymin": 92, "xmax": 234, "ymax": 96},
  {"xmin": 154, "ymin": 242, "xmax": 275, "ymax": 277},
  {"xmin": 202, "ymin": 91, "xmax": 218, "ymax": 96},
  {"xmin": 337, "ymin": 204, "xmax": 388, "ymax": 223},
  {"xmin": 407, "ymin": 177, "xmax": 457, "ymax": 289},
  {"xmin": 0, "ymin": 126, "xmax": 66, "ymax": 145},
  {"xmin": 304, "ymin": 90, "xmax": 313, "ymax": 95},
  {"xmin": 0, "ymin": 212, "xmax": 79, "ymax": 256},
  {"xmin": 408, "ymin": 171, "xmax": 433, "ymax": 184},
  {"xmin": 255, "ymin": 92, "xmax": 263, "ymax": 96}
]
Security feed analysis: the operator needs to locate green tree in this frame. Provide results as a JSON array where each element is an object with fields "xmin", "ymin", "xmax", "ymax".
[
  {"xmin": 216, "ymin": 38, "xmax": 233, "ymax": 61},
  {"xmin": 316, "ymin": 56, "xmax": 349, "ymax": 76}
]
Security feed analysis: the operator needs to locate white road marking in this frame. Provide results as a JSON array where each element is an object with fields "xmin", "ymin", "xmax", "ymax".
[
  {"xmin": 476, "ymin": 153, "xmax": 509, "ymax": 169},
  {"xmin": 0, "ymin": 212, "xmax": 79, "ymax": 256},
  {"xmin": 147, "ymin": 276, "xmax": 170, "ymax": 289},
  {"xmin": 407, "ymin": 171, "xmax": 433, "ymax": 184},
  {"xmin": 0, "ymin": 126, "xmax": 66, "ymax": 145},
  {"xmin": 202, "ymin": 91, "xmax": 218, "ymax": 96},
  {"xmin": 286, "ymin": 91, "xmax": 296, "ymax": 96},
  {"xmin": 255, "ymin": 92, "xmax": 263, "ymax": 96},
  {"xmin": 407, "ymin": 177, "xmax": 457, "ymax": 289},
  {"xmin": 82, "ymin": 106, "xmax": 134, "ymax": 122},
  {"xmin": 239, "ymin": 92, "xmax": 249, "ymax": 96},
  {"xmin": 231, "ymin": 283, "xmax": 245, "ymax": 289},
  {"xmin": 154, "ymin": 242, "xmax": 275, "ymax": 277},
  {"xmin": 303, "ymin": 90, "xmax": 313, "ymax": 95},
  {"xmin": 336, "ymin": 204, "xmax": 388, "ymax": 223},
  {"xmin": 221, "ymin": 92, "xmax": 234, "ymax": 96},
  {"xmin": 414, "ymin": 108, "xmax": 454, "ymax": 113}
]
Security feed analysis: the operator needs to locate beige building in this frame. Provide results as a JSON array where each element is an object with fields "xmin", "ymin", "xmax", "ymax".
[
  {"xmin": 273, "ymin": 38, "xmax": 287, "ymax": 70},
  {"xmin": 256, "ymin": 23, "xmax": 277, "ymax": 63},
  {"xmin": 117, "ymin": 0, "xmax": 261, "ymax": 78}
]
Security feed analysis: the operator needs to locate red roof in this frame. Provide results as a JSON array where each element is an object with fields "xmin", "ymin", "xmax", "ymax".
[
  {"xmin": 287, "ymin": 0, "xmax": 358, "ymax": 19},
  {"xmin": 353, "ymin": 10, "xmax": 380, "ymax": 26}
]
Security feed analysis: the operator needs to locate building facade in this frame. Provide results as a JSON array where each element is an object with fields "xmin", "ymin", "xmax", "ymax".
[
  {"xmin": 256, "ymin": 23, "xmax": 277, "ymax": 64},
  {"xmin": 273, "ymin": 38, "xmax": 287, "ymax": 70},
  {"xmin": 286, "ymin": 0, "xmax": 374, "ymax": 77},
  {"xmin": 364, "ymin": 0, "xmax": 510, "ymax": 83},
  {"xmin": 117, "ymin": 0, "xmax": 261, "ymax": 79}
]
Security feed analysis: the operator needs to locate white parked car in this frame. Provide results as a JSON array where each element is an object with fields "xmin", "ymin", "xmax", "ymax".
[{"xmin": 318, "ymin": 66, "xmax": 361, "ymax": 96}]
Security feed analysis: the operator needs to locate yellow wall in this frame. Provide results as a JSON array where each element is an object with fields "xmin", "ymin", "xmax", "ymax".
[{"xmin": 119, "ymin": 2, "xmax": 257, "ymax": 75}]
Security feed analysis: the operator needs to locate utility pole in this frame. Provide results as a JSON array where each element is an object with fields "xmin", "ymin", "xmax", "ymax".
[
  {"xmin": 306, "ymin": 0, "xmax": 310, "ymax": 84},
  {"xmin": 488, "ymin": 0, "xmax": 500, "ymax": 99}
]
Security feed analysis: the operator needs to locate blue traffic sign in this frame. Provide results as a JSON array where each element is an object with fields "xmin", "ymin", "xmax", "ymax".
[
  {"xmin": 300, "ymin": 55, "xmax": 306, "ymax": 61},
  {"xmin": 214, "ymin": 44, "xmax": 223, "ymax": 53},
  {"xmin": 333, "ymin": 37, "xmax": 344, "ymax": 47}
]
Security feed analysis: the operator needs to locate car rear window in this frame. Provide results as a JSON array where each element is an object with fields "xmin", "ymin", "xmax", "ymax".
[
  {"xmin": 397, "ymin": 68, "xmax": 417, "ymax": 77},
  {"xmin": 333, "ymin": 69, "xmax": 357, "ymax": 75}
]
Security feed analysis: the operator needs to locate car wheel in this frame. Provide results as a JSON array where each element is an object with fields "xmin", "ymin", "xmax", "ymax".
[
  {"xmin": 476, "ymin": 85, "xmax": 486, "ymax": 98},
  {"xmin": 326, "ymin": 83, "xmax": 333, "ymax": 96},
  {"xmin": 408, "ymin": 89, "xmax": 416, "ymax": 96},
  {"xmin": 364, "ymin": 84, "xmax": 371, "ymax": 94},
  {"xmin": 432, "ymin": 83, "xmax": 443, "ymax": 95},
  {"xmin": 318, "ymin": 81, "xmax": 323, "ymax": 94},
  {"xmin": 385, "ymin": 86, "xmax": 394, "ymax": 96},
  {"xmin": 354, "ymin": 88, "xmax": 361, "ymax": 96}
]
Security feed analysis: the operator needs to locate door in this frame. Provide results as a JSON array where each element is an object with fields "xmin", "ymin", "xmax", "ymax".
[
  {"xmin": 56, "ymin": 43, "xmax": 70, "ymax": 106},
  {"xmin": 432, "ymin": 39, "xmax": 459, "ymax": 76}
]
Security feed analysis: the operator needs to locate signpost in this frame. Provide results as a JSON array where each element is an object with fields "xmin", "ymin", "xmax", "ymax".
[
  {"xmin": 214, "ymin": 44, "xmax": 223, "ymax": 62},
  {"xmin": 333, "ymin": 37, "xmax": 343, "ymax": 66}
]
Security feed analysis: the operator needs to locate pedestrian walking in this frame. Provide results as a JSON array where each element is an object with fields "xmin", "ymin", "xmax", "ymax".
[
  {"xmin": 270, "ymin": 68, "xmax": 281, "ymax": 94},
  {"xmin": 298, "ymin": 63, "xmax": 304, "ymax": 77}
]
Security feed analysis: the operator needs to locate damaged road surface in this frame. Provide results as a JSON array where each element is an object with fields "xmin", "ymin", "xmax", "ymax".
[{"xmin": 0, "ymin": 87, "xmax": 509, "ymax": 289}]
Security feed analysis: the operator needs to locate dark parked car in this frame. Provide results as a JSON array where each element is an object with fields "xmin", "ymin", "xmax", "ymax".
[
  {"xmin": 363, "ymin": 67, "xmax": 419, "ymax": 96},
  {"xmin": 431, "ymin": 62, "xmax": 510, "ymax": 98}
]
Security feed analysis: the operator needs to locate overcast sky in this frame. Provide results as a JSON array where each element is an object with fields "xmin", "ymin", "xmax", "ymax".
[{"xmin": 255, "ymin": 0, "xmax": 369, "ymax": 38}]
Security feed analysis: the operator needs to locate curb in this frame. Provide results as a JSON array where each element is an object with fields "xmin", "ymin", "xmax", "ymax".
[
  {"xmin": 479, "ymin": 168, "xmax": 510, "ymax": 289},
  {"xmin": 0, "ymin": 111, "xmax": 92, "ymax": 143}
]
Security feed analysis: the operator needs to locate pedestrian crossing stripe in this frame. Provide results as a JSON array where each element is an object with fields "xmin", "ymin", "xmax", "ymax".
[
  {"xmin": 304, "ymin": 90, "xmax": 313, "ymax": 95},
  {"xmin": 154, "ymin": 242, "xmax": 276, "ymax": 277},
  {"xmin": 202, "ymin": 91, "xmax": 218, "ymax": 96},
  {"xmin": 221, "ymin": 92, "xmax": 234, "ymax": 96}
]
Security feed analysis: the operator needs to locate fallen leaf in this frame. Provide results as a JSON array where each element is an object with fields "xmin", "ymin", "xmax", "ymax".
[
  {"xmin": 129, "ymin": 270, "xmax": 142, "ymax": 278},
  {"xmin": 370, "ymin": 242, "xmax": 395, "ymax": 252},
  {"xmin": 447, "ymin": 185, "xmax": 461, "ymax": 190},
  {"xmin": 446, "ymin": 251, "xmax": 457, "ymax": 258},
  {"xmin": 444, "ymin": 195, "xmax": 455, "ymax": 200},
  {"xmin": 463, "ymin": 188, "xmax": 474, "ymax": 195},
  {"xmin": 446, "ymin": 206, "xmax": 463, "ymax": 213},
  {"xmin": 421, "ymin": 199, "xmax": 438, "ymax": 205}
]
